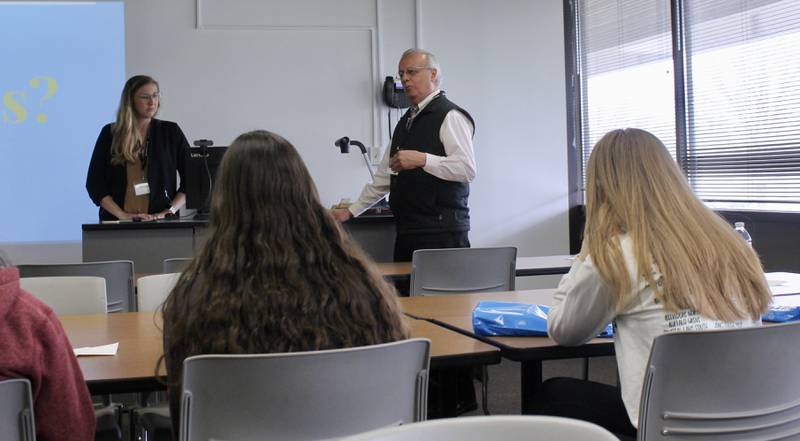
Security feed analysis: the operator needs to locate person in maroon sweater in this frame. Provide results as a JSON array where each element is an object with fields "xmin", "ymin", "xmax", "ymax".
[{"xmin": 0, "ymin": 253, "xmax": 95, "ymax": 441}]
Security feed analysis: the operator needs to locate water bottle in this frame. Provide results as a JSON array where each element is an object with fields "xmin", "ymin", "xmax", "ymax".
[{"xmin": 734, "ymin": 222, "xmax": 752, "ymax": 248}]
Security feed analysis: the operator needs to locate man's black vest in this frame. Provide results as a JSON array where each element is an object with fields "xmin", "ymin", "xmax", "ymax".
[{"xmin": 389, "ymin": 92, "xmax": 474, "ymax": 234}]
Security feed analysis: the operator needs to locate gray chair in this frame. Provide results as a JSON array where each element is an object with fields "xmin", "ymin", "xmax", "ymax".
[
  {"xmin": 19, "ymin": 276, "xmax": 107, "ymax": 315},
  {"xmin": 0, "ymin": 378, "xmax": 36, "ymax": 441},
  {"xmin": 342, "ymin": 415, "xmax": 619, "ymax": 441},
  {"xmin": 410, "ymin": 246, "xmax": 516, "ymax": 415},
  {"xmin": 17, "ymin": 270, "xmax": 123, "ymax": 440},
  {"xmin": 137, "ymin": 273, "xmax": 180, "ymax": 312},
  {"xmin": 410, "ymin": 247, "xmax": 517, "ymax": 296},
  {"xmin": 132, "ymin": 273, "xmax": 180, "ymax": 441},
  {"xmin": 179, "ymin": 339, "xmax": 431, "ymax": 441},
  {"xmin": 163, "ymin": 258, "xmax": 192, "ymax": 274},
  {"xmin": 17, "ymin": 260, "xmax": 135, "ymax": 313},
  {"xmin": 638, "ymin": 322, "xmax": 800, "ymax": 440}
]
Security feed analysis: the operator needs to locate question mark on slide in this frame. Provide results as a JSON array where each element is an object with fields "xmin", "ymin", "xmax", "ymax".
[
  {"xmin": 2, "ymin": 91, "xmax": 28, "ymax": 124},
  {"xmin": 29, "ymin": 76, "xmax": 57, "ymax": 123}
]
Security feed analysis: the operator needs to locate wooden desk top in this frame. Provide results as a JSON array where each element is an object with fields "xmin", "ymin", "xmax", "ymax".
[
  {"xmin": 433, "ymin": 315, "xmax": 615, "ymax": 362},
  {"xmin": 375, "ymin": 261, "xmax": 412, "ymax": 278},
  {"xmin": 60, "ymin": 312, "xmax": 500, "ymax": 394},
  {"xmin": 399, "ymin": 289, "xmax": 557, "ymax": 320},
  {"xmin": 399, "ymin": 289, "xmax": 615, "ymax": 361},
  {"xmin": 514, "ymin": 255, "xmax": 575, "ymax": 276},
  {"xmin": 60, "ymin": 311, "xmax": 165, "ymax": 394},
  {"xmin": 405, "ymin": 317, "xmax": 500, "ymax": 368},
  {"xmin": 375, "ymin": 255, "xmax": 574, "ymax": 279}
]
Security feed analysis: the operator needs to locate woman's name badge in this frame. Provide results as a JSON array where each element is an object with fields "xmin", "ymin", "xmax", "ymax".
[{"xmin": 134, "ymin": 181, "xmax": 150, "ymax": 196}]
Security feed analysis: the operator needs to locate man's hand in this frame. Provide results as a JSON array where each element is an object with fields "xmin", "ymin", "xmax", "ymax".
[
  {"xmin": 390, "ymin": 150, "xmax": 427, "ymax": 172},
  {"xmin": 331, "ymin": 208, "xmax": 353, "ymax": 223}
]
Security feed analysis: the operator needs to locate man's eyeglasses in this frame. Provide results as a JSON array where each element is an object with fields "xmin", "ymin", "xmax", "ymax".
[{"xmin": 397, "ymin": 66, "xmax": 433, "ymax": 79}]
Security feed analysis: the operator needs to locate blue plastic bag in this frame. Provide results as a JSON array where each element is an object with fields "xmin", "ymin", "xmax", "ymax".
[
  {"xmin": 472, "ymin": 301, "xmax": 614, "ymax": 337},
  {"xmin": 762, "ymin": 305, "xmax": 800, "ymax": 323}
]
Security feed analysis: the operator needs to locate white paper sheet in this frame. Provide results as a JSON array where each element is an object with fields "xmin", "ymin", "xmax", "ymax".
[
  {"xmin": 766, "ymin": 272, "xmax": 800, "ymax": 296},
  {"xmin": 73, "ymin": 342, "xmax": 119, "ymax": 356}
]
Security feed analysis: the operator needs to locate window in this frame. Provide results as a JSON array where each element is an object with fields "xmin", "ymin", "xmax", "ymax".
[
  {"xmin": 684, "ymin": 0, "xmax": 800, "ymax": 210},
  {"xmin": 577, "ymin": 0, "xmax": 676, "ymax": 177},
  {"xmin": 570, "ymin": 0, "xmax": 800, "ymax": 211}
]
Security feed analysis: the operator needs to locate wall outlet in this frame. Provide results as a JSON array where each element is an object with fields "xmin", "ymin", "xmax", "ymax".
[{"xmin": 369, "ymin": 146, "xmax": 383, "ymax": 165}]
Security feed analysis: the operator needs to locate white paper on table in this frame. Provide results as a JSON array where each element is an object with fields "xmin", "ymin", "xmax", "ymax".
[
  {"xmin": 771, "ymin": 295, "xmax": 800, "ymax": 308},
  {"xmin": 73, "ymin": 342, "xmax": 119, "ymax": 356},
  {"xmin": 766, "ymin": 272, "xmax": 800, "ymax": 296}
]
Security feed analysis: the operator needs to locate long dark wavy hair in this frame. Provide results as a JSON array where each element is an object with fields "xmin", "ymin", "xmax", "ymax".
[{"xmin": 158, "ymin": 130, "xmax": 408, "ymax": 424}]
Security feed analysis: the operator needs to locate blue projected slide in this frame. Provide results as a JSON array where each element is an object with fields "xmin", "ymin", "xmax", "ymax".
[{"xmin": 0, "ymin": 2, "xmax": 124, "ymax": 242}]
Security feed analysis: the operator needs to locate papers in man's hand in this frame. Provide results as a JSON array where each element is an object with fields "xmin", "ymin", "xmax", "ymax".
[{"xmin": 74, "ymin": 342, "xmax": 119, "ymax": 356}]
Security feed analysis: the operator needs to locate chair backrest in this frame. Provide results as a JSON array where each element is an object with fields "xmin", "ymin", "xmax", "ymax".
[
  {"xmin": 137, "ymin": 273, "xmax": 180, "ymax": 312},
  {"xmin": 163, "ymin": 258, "xmax": 192, "ymax": 274},
  {"xmin": 638, "ymin": 322, "xmax": 800, "ymax": 440},
  {"xmin": 17, "ymin": 260, "xmax": 134, "ymax": 312},
  {"xmin": 410, "ymin": 247, "xmax": 517, "ymax": 296},
  {"xmin": 19, "ymin": 276, "xmax": 107, "ymax": 315},
  {"xmin": 179, "ymin": 339, "xmax": 431, "ymax": 441},
  {"xmin": 341, "ymin": 415, "xmax": 619, "ymax": 441},
  {"xmin": 0, "ymin": 378, "xmax": 36, "ymax": 441}
]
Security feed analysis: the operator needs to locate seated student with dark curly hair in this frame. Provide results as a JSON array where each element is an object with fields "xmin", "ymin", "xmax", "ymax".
[{"xmin": 158, "ymin": 130, "xmax": 410, "ymax": 438}]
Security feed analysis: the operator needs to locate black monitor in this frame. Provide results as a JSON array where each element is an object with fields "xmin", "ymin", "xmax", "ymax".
[{"xmin": 185, "ymin": 145, "xmax": 227, "ymax": 220}]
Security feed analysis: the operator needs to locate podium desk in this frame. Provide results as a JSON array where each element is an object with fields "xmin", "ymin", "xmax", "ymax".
[
  {"xmin": 60, "ymin": 312, "xmax": 499, "ymax": 395},
  {"xmin": 399, "ymin": 289, "xmax": 615, "ymax": 414},
  {"xmin": 82, "ymin": 220, "xmax": 202, "ymax": 274},
  {"xmin": 82, "ymin": 213, "xmax": 396, "ymax": 273}
]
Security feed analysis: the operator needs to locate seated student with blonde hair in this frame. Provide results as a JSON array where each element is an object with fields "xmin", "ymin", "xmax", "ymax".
[
  {"xmin": 532, "ymin": 128, "xmax": 771, "ymax": 439},
  {"xmin": 0, "ymin": 250, "xmax": 95, "ymax": 441},
  {"xmin": 159, "ymin": 130, "xmax": 409, "ymax": 438}
]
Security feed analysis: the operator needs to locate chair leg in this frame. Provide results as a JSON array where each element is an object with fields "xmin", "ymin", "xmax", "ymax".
[
  {"xmin": 582, "ymin": 358, "xmax": 590, "ymax": 380},
  {"xmin": 481, "ymin": 366, "xmax": 490, "ymax": 415}
]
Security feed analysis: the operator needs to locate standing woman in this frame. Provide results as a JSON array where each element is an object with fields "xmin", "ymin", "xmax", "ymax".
[
  {"xmin": 533, "ymin": 128, "xmax": 771, "ymax": 439},
  {"xmin": 86, "ymin": 75, "xmax": 189, "ymax": 221},
  {"xmin": 159, "ymin": 130, "xmax": 409, "ymax": 437}
]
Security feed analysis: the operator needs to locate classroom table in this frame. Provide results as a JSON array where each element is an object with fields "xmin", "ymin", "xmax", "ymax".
[
  {"xmin": 60, "ymin": 312, "xmax": 501, "ymax": 395},
  {"xmin": 398, "ymin": 289, "xmax": 615, "ymax": 414},
  {"xmin": 376, "ymin": 255, "xmax": 575, "ymax": 281},
  {"xmin": 398, "ymin": 286, "xmax": 800, "ymax": 414}
]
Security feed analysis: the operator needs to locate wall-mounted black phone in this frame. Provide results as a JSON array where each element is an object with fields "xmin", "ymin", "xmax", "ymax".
[{"xmin": 383, "ymin": 76, "xmax": 409, "ymax": 109}]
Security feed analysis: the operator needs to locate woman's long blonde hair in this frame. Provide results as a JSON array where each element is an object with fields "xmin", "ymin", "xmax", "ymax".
[
  {"xmin": 110, "ymin": 75, "xmax": 159, "ymax": 165},
  {"xmin": 584, "ymin": 128, "xmax": 770, "ymax": 321}
]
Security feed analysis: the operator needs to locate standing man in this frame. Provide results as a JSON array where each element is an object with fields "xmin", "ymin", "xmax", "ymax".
[{"xmin": 333, "ymin": 48, "xmax": 476, "ymax": 262}]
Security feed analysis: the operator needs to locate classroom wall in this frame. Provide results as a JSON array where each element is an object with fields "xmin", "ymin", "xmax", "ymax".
[{"xmin": 7, "ymin": 0, "xmax": 570, "ymax": 271}]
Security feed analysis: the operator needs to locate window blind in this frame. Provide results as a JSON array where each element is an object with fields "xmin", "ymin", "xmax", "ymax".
[
  {"xmin": 577, "ymin": 0, "xmax": 676, "ymax": 187},
  {"xmin": 683, "ymin": 0, "xmax": 800, "ymax": 207}
]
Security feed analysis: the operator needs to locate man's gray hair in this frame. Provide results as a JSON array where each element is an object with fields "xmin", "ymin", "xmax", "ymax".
[{"xmin": 401, "ymin": 48, "xmax": 442, "ymax": 85}]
